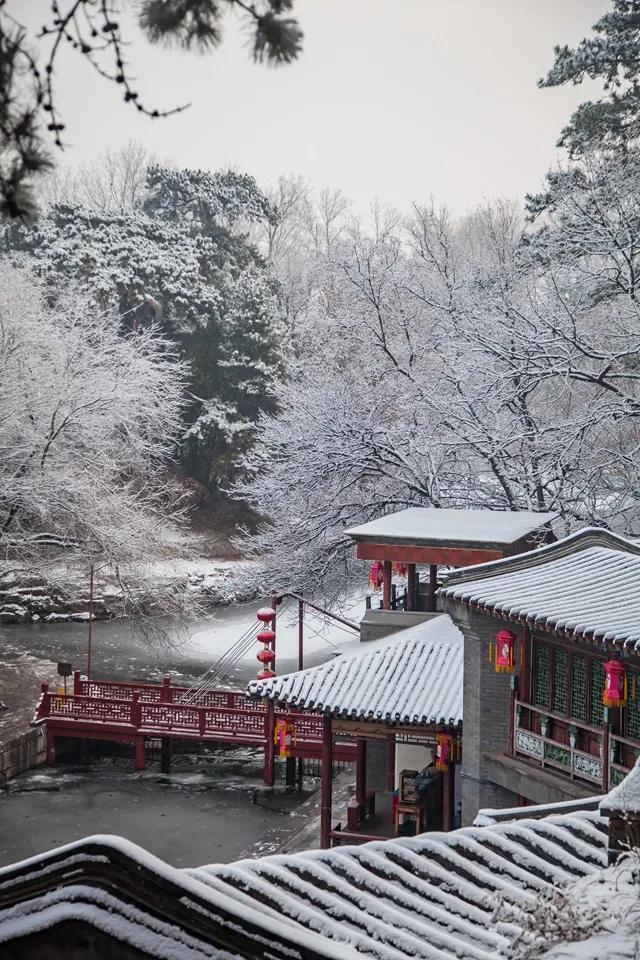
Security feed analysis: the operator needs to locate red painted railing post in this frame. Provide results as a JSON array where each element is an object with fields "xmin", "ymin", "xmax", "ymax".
[
  {"xmin": 199, "ymin": 709, "xmax": 206, "ymax": 737},
  {"xmin": 161, "ymin": 675, "xmax": 171, "ymax": 703},
  {"xmin": 131, "ymin": 692, "xmax": 142, "ymax": 729},
  {"xmin": 73, "ymin": 671, "xmax": 81, "ymax": 695},
  {"xmin": 40, "ymin": 682, "xmax": 50, "ymax": 718}
]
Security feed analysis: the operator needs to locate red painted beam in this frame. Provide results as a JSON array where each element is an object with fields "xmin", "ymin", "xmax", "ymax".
[{"xmin": 356, "ymin": 542, "xmax": 503, "ymax": 566}]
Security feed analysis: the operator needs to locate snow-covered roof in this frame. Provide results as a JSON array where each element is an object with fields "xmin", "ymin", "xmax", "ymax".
[
  {"xmin": 345, "ymin": 507, "xmax": 557, "ymax": 547},
  {"xmin": 600, "ymin": 758, "xmax": 640, "ymax": 813},
  {"xmin": 0, "ymin": 810, "xmax": 609, "ymax": 960},
  {"xmin": 441, "ymin": 527, "xmax": 640, "ymax": 650},
  {"xmin": 247, "ymin": 615, "xmax": 463, "ymax": 726}
]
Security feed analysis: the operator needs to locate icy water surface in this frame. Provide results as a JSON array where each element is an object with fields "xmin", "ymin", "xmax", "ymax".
[
  {"xmin": 0, "ymin": 750, "xmax": 318, "ymax": 868},
  {"xmin": 0, "ymin": 596, "xmax": 364, "ymax": 687}
]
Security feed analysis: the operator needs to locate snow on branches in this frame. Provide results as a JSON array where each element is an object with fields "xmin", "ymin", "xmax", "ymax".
[{"xmin": 0, "ymin": 262, "xmax": 201, "ymax": 630}]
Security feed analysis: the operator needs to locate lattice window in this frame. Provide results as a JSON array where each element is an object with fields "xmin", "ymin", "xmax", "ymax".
[
  {"xmin": 589, "ymin": 660, "xmax": 605, "ymax": 726},
  {"xmin": 628, "ymin": 673, "xmax": 640, "ymax": 741},
  {"xmin": 534, "ymin": 644, "xmax": 550, "ymax": 708},
  {"xmin": 571, "ymin": 655, "xmax": 587, "ymax": 721},
  {"xmin": 552, "ymin": 648, "xmax": 568, "ymax": 715}
]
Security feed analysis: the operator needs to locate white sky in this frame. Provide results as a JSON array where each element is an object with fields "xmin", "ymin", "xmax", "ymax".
[{"xmin": 25, "ymin": 0, "xmax": 611, "ymax": 215}]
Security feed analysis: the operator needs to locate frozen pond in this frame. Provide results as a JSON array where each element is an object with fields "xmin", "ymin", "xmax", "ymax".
[{"xmin": 0, "ymin": 595, "xmax": 365, "ymax": 688}]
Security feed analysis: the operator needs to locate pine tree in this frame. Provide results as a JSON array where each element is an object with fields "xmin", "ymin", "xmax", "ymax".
[{"xmin": 540, "ymin": 1, "xmax": 640, "ymax": 155}]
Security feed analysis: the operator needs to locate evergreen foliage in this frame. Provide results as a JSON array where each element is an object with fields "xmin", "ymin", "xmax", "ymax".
[
  {"xmin": 540, "ymin": 1, "xmax": 640, "ymax": 154},
  {"xmin": 3, "ymin": 164, "xmax": 289, "ymax": 496}
]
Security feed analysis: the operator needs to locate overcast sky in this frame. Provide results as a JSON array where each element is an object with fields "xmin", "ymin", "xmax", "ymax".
[{"xmin": 27, "ymin": 0, "xmax": 611, "ymax": 215}]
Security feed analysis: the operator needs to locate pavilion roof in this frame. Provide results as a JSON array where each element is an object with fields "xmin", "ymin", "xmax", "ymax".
[
  {"xmin": 440, "ymin": 527, "xmax": 640, "ymax": 650},
  {"xmin": 345, "ymin": 507, "xmax": 558, "ymax": 549},
  {"xmin": 247, "ymin": 615, "xmax": 463, "ymax": 727}
]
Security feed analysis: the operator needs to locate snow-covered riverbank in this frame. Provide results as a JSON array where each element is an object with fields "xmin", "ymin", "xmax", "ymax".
[{"xmin": 0, "ymin": 558, "xmax": 258, "ymax": 624}]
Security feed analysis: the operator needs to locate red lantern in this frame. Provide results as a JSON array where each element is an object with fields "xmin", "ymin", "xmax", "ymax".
[
  {"xmin": 495, "ymin": 629, "xmax": 516, "ymax": 674},
  {"xmin": 394, "ymin": 562, "xmax": 407, "ymax": 577},
  {"xmin": 257, "ymin": 607, "xmax": 276, "ymax": 623},
  {"xmin": 369, "ymin": 561, "xmax": 384, "ymax": 591},
  {"xmin": 256, "ymin": 608, "xmax": 276, "ymax": 680},
  {"xmin": 274, "ymin": 719, "xmax": 296, "ymax": 757},
  {"xmin": 604, "ymin": 659, "xmax": 627, "ymax": 708}
]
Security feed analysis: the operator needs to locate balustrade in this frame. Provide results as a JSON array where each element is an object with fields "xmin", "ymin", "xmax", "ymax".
[{"xmin": 512, "ymin": 699, "xmax": 637, "ymax": 789}]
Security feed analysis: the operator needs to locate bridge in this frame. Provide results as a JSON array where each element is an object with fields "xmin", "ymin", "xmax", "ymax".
[{"xmin": 33, "ymin": 672, "xmax": 356, "ymax": 784}]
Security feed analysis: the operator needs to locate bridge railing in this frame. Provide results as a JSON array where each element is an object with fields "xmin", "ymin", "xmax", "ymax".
[{"xmin": 35, "ymin": 683, "xmax": 327, "ymax": 748}]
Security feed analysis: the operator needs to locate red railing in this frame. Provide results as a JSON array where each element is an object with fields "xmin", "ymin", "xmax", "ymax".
[
  {"xmin": 512, "ymin": 699, "xmax": 637, "ymax": 790},
  {"xmin": 33, "ymin": 675, "xmax": 330, "ymax": 752}
]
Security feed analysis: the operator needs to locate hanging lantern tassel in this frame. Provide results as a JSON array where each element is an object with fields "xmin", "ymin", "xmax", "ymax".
[
  {"xmin": 436, "ymin": 733, "xmax": 455, "ymax": 772},
  {"xmin": 369, "ymin": 561, "xmax": 384, "ymax": 592},
  {"xmin": 495, "ymin": 629, "xmax": 516, "ymax": 674},
  {"xmin": 603, "ymin": 659, "xmax": 627, "ymax": 708}
]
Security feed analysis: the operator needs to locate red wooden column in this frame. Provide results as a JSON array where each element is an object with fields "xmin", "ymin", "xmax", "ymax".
[
  {"xmin": 382, "ymin": 561, "xmax": 392, "ymax": 610},
  {"xmin": 355, "ymin": 738, "xmax": 367, "ymax": 810},
  {"xmin": 442, "ymin": 760, "xmax": 455, "ymax": 831},
  {"xmin": 386, "ymin": 736, "xmax": 396, "ymax": 793},
  {"xmin": 406, "ymin": 564, "xmax": 416, "ymax": 611},
  {"xmin": 427, "ymin": 565, "xmax": 438, "ymax": 612},
  {"xmin": 264, "ymin": 701, "xmax": 276, "ymax": 786},
  {"xmin": 320, "ymin": 713, "xmax": 333, "ymax": 849}
]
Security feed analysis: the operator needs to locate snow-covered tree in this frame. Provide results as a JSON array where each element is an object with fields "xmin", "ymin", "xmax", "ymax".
[
  {"xmin": 540, "ymin": 1, "xmax": 640, "ymax": 155},
  {"xmin": 0, "ymin": 261, "xmax": 197, "ymax": 624},
  {"xmin": 4, "ymin": 164, "xmax": 290, "ymax": 495},
  {"xmin": 234, "ymin": 174, "xmax": 640, "ymax": 600}
]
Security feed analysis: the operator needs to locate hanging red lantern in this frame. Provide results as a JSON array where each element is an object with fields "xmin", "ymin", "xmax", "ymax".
[
  {"xmin": 394, "ymin": 562, "xmax": 407, "ymax": 577},
  {"xmin": 495, "ymin": 629, "xmax": 516, "ymax": 674},
  {"xmin": 274, "ymin": 719, "xmax": 296, "ymax": 757},
  {"xmin": 369, "ymin": 561, "xmax": 384, "ymax": 591},
  {"xmin": 604, "ymin": 659, "xmax": 627, "ymax": 708},
  {"xmin": 257, "ymin": 649, "xmax": 275, "ymax": 664},
  {"xmin": 256, "ymin": 607, "xmax": 276, "ymax": 680},
  {"xmin": 436, "ymin": 733, "xmax": 454, "ymax": 772},
  {"xmin": 257, "ymin": 607, "xmax": 276, "ymax": 623}
]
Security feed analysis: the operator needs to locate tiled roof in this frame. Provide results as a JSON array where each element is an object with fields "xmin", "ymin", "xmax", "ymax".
[
  {"xmin": 247, "ymin": 616, "xmax": 463, "ymax": 726},
  {"xmin": 193, "ymin": 809, "xmax": 608, "ymax": 960},
  {"xmin": 0, "ymin": 809, "xmax": 610, "ymax": 960},
  {"xmin": 345, "ymin": 508, "xmax": 557, "ymax": 547},
  {"xmin": 441, "ymin": 528, "xmax": 640, "ymax": 650}
]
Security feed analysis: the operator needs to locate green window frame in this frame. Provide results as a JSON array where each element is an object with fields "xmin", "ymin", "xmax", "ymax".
[
  {"xmin": 552, "ymin": 648, "xmax": 569, "ymax": 715},
  {"xmin": 570, "ymin": 655, "xmax": 587, "ymax": 722},
  {"xmin": 589, "ymin": 659, "xmax": 605, "ymax": 726},
  {"xmin": 627, "ymin": 672, "xmax": 640, "ymax": 741},
  {"xmin": 534, "ymin": 643, "xmax": 550, "ymax": 708}
]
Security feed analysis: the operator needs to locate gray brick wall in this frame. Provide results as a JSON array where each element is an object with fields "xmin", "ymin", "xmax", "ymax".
[{"xmin": 445, "ymin": 599, "xmax": 519, "ymax": 824}]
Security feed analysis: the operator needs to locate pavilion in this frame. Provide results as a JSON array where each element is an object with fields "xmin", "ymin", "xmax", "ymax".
[
  {"xmin": 248, "ymin": 615, "xmax": 463, "ymax": 847},
  {"xmin": 346, "ymin": 507, "xmax": 557, "ymax": 614}
]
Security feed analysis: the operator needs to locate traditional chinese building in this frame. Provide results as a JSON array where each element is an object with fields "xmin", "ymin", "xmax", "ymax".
[
  {"xmin": 249, "ymin": 615, "xmax": 463, "ymax": 847},
  {"xmin": 345, "ymin": 507, "xmax": 556, "ymax": 639},
  {"xmin": 441, "ymin": 527, "xmax": 640, "ymax": 823}
]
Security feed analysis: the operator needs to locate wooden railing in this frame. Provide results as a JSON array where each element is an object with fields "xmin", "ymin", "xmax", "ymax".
[
  {"xmin": 32, "ymin": 674, "xmax": 355, "ymax": 758},
  {"xmin": 512, "ymin": 699, "xmax": 638, "ymax": 790}
]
